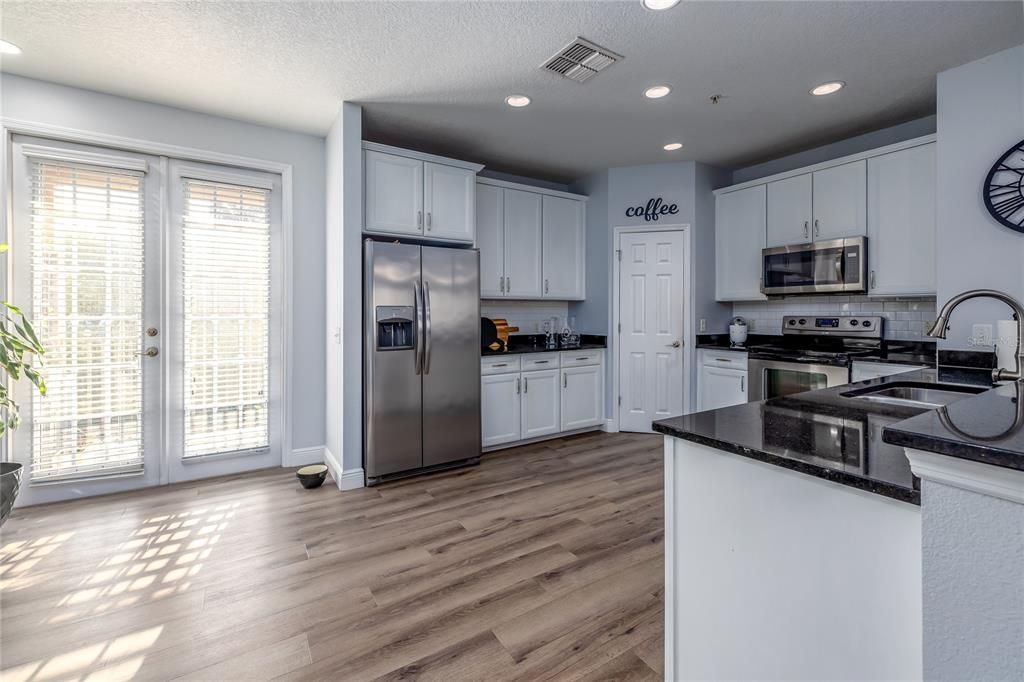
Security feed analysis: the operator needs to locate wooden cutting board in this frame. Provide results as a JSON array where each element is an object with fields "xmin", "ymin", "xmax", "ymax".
[{"xmin": 492, "ymin": 318, "xmax": 519, "ymax": 349}]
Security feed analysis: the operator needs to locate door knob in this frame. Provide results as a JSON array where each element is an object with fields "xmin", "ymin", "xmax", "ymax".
[
  {"xmin": 136, "ymin": 347, "xmax": 159, "ymax": 357},
  {"xmin": 666, "ymin": 340, "xmax": 681, "ymax": 348}
]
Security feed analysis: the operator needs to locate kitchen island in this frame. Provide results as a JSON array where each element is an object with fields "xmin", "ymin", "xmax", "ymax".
[{"xmin": 652, "ymin": 368, "xmax": 997, "ymax": 680}]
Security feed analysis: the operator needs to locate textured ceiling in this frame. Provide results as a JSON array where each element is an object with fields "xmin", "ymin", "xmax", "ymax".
[{"xmin": 1, "ymin": 1, "xmax": 1021, "ymax": 182}]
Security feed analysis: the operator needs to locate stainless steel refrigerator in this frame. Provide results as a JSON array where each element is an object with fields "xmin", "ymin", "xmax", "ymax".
[{"xmin": 364, "ymin": 239, "xmax": 481, "ymax": 484}]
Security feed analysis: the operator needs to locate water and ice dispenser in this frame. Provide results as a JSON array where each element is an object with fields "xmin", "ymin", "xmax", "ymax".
[{"xmin": 375, "ymin": 306, "xmax": 415, "ymax": 351}]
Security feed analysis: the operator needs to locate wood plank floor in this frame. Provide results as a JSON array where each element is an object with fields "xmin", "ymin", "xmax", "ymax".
[{"xmin": 0, "ymin": 431, "xmax": 664, "ymax": 681}]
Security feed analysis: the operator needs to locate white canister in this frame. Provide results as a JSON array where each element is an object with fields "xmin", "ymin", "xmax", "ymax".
[{"xmin": 729, "ymin": 318, "xmax": 748, "ymax": 347}]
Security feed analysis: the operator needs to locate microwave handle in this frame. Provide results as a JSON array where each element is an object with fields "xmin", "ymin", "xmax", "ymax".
[{"xmin": 835, "ymin": 252, "xmax": 844, "ymax": 283}]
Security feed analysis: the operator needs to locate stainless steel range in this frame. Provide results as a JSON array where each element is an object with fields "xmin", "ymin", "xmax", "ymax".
[{"xmin": 747, "ymin": 315, "xmax": 884, "ymax": 401}]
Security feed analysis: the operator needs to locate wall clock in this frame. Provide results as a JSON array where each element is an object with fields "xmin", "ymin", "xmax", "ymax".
[{"xmin": 984, "ymin": 138, "xmax": 1024, "ymax": 232}]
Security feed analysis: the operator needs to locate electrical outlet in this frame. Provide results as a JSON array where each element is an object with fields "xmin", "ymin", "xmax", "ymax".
[
  {"xmin": 970, "ymin": 324, "xmax": 993, "ymax": 347},
  {"xmin": 699, "ymin": 319, "xmax": 707, "ymax": 333},
  {"xmin": 747, "ymin": 319, "xmax": 757, "ymax": 331}
]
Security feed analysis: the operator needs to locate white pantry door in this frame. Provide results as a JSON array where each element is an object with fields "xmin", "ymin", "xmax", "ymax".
[{"xmin": 618, "ymin": 231, "xmax": 686, "ymax": 433}]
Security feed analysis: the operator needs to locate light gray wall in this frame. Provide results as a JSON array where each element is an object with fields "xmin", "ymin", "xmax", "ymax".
[
  {"xmin": 921, "ymin": 479, "xmax": 1024, "ymax": 680},
  {"xmin": 731, "ymin": 115, "xmax": 937, "ymax": 185},
  {"xmin": 325, "ymin": 103, "xmax": 363, "ymax": 475},
  {"xmin": 935, "ymin": 45, "xmax": 1024, "ymax": 350},
  {"xmin": 0, "ymin": 74, "xmax": 327, "ymax": 453},
  {"xmin": 694, "ymin": 163, "xmax": 735, "ymax": 335},
  {"xmin": 568, "ymin": 170, "xmax": 610, "ymax": 335}
]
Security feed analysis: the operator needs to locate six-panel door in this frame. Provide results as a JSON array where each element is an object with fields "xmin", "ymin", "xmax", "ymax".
[
  {"xmin": 481, "ymin": 372, "xmax": 521, "ymax": 447},
  {"xmin": 521, "ymin": 369, "xmax": 561, "ymax": 439}
]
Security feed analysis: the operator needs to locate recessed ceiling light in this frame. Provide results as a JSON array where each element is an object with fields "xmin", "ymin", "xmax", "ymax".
[
  {"xmin": 0, "ymin": 40, "xmax": 22, "ymax": 55},
  {"xmin": 664, "ymin": 142, "xmax": 683, "ymax": 151},
  {"xmin": 644, "ymin": 85, "xmax": 671, "ymax": 99},
  {"xmin": 505, "ymin": 95, "xmax": 531, "ymax": 108},
  {"xmin": 810, "ymin": 81, "xmax": 845, "ymax": 96},
  {"xmin": 642, "ymin": 0, "xmax": 681, "ymax": 10}
]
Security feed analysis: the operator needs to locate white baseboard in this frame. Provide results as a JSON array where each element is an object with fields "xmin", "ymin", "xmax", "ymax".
[
  {"xmin": 284, "ymin": 445, "xmax": 325, "ymax": 468},
  {"xmin": 339, "ymin": 467, "xmax": 365, "ymax": 491},
  {"xmin": 323, "ymin": 446, "xmax": 343, "ymax": 489}
]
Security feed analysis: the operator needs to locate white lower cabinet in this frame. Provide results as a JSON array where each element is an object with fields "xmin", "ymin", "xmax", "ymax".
[
  {"xmin": 697, "ymin": 350, "xmax": 749, "ymax": 412},
  {"xmin": 521, "ymin": 369, "xmax": 561, "ymax": 439},
  {"xmin": 481, "ymin": 372, "xmax": 521, "ymax": 448},
  {"xmin": 481, "ymin": 351, "xmax": 604, "ymax": 449},
  {"xmin": 561, "ymin": 364, "xmax": 604, "ymax": 431}
]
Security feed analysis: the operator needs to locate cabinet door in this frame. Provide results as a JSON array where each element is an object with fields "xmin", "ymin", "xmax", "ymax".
[
  {"xmin": 481, "ymin": 373, "xmax": 521, "ymax": 447},
  {"xmin": 766, "ymin": 174, "xmax": 812, "ymax": 247},
  {"xmin": 503, "ymin": 189, "xmax": 543, "ymax": 298},
  {"xmin": 867, "ymin": 144, "xmax": 936, "ymax": 296},
  {"xmin": 521, "ymin": 369, "xmax": 561, "ymax": 439},
  {"xmin": 561, "ymin": 364, "xmax": 603, "ymax": 431},
  {"xmin": 813, "ymin": 160, "xmax": 867, "ymax": 241},
  {"xmin": 541, "ymin": 195, "xmax": 585, "ymax": 299},
  {"xmin": 699, "ymin": 366, "xmax": 747, "ymax": 411},
  {"xmin": 364, "ymin": 150, "xmax": 423, "ymax": 235},
  {"xmin": 476, "ymin": 184, "xmax": 505, "ymax": 297},
  {"xmin": 716, "ymin": 185, "xmax": 767, "ymax": 301},
  {"xmin": 424, "ymin": 162, "xmax": 475, "ymax": 242}
]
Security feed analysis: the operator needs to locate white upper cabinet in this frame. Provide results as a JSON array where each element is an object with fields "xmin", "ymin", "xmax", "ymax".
[
  {"xmin": 812, "ymin": 160, "xmax": 867, "ymax": 241},
  {"xmin": 867, "ymin": 143, "xmax": 936, "ymax": 296},
  {"xmin": 542, "ymin": 195, "xmax": 585, "ymax": 299},
  {"xmin": 767, "ymin": 174, "xmax": 812, "ymax": 247},
  {"xmin": 475, "ymin": 183, "xmax": 504, "ymax": 297},
  {"xmin": 424, "ymin": 162, "xmax": 475, "ymax": 242},
  {"xmin": 716, "ymin": 185, "xmax": 767, "ymax": 301},
  {"xmin": 477, "ymin": 179, "xmax": 587, "ymax": 300},
  {"xmin": 363, "ymin": 143, "xmax": 482, "ymax": 243},
  {"xmin": 503, "ymin": 189, "xmax": 544, "ymax": 298},
  {"xmin": 364, "ymin": 150, "xmax": 424, "ymax": 235}
]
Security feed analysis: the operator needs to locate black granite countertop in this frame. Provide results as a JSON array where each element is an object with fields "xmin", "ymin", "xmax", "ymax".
[
  {"xmin": 695, "ymin": 334, "xmax": 937, "ymax": 367},
  {"xmin": 652, "ymin": 369, "xmax": 1000, "ymax": 505},
  {"xmin": 482, "ymin": 334, "xmax": 607, "ymax": 356},
  {"xmin": 883, "ymin": 381, "xmax": 1024, "ymax": 472}
]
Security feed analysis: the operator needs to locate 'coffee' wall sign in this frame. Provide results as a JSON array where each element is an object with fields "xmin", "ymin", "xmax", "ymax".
[{"xmin": 626, "ymin": 197, "xmax": 679, "ymax": 222}]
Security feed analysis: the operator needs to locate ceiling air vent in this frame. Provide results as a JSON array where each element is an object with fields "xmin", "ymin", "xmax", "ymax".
[{"xmin": 541, "ymin": 37, "xmax": 622, "ymax": 83}]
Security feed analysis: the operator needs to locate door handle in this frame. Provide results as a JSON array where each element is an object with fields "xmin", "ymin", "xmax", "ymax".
[
  {"xmin": 135, "ymin": 346, "xmax": 159, "ymax": 357},
  {"xmin": 814, "ymin": 219, "xmax": 820, "ymax": 237},
  {"xmin": 516, "ymin": 377, "xmax": 521, "ymax": 395},
  {"xmin": 413, "ymin": 282, "xmax": 423, "ymax": 375},
  {"xmin": 523, "ymin": 377, "xmax": 528, "ymax": 393},
  {"xmin": 544, "ymin": 279, "xmax": 549, "ymax": 294},
  {"xmin": 803, "ymin": 221, "xmax": 809, "ymax": 239},
  {"xmin": 423, "ymin": 281, "xmax": 432, "ymax": 374},
  {"xmin": 870, "ymin": 270, "xmax": 876, "ymax": 290},
  {"xmin": 506, "ymin": 276, "xmax": 511, "ymax": 292},
  {"xmin": 500, "ymin": 276, "xmax": 505, "ymax": 294},
  {"xmin": 563, "ymin": 372, "xmax": 568, "ymax": 388},
  {"xmin": 666, "ymin": 340, "xmax": 681, "ymax": 348},
  {"xmin": 741, "ymin": 375, "xmax": 745, "ymax": 393},
  {"xmin": 426, "ymin": 212, "xmax": 432, "ymax": 230},
  {"xmin": 417, "ymin": 210, "xmax": 423, "ymax": 228}
]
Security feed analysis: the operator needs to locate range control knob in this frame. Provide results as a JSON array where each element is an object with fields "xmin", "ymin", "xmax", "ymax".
[
  {"xmin": 788, "ymin": 319, "xmax": 797, "ymax": 326},
  {"xmin": 862, "ymin": 320, "xmax": 872, "ymax": 328},
  {"xmin": 798, "ymin": 318, "xmax": 807, "ymax": 325},
  {"xmin": 850, "ymin": 319, "xmax": 859, "ymax": 326}
]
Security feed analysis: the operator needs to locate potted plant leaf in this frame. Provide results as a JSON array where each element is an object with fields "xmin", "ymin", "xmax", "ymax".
[{"xmin": 0, "ymin": 244, "xmax": 45, "ymax": 527}]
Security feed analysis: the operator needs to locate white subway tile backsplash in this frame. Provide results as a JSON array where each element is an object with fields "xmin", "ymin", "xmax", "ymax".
[
  {"xmin": 731, "ymin": 295, "xmax": 936, "ymax": 341},
  {"xmin": 481, "ymin": 300, "xmax": 571, "ymax": 334}
]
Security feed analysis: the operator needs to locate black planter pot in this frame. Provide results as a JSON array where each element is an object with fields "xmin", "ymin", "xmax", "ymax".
[{"xmin": 0, "ymin": 462, "xmax": 23, "ymax": 528}]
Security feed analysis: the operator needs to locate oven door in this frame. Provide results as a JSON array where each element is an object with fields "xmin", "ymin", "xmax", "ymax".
[
  {"xmin": 748, "ymin": 359, "xmax": 850, "ymax": 401},
  {"xmin": 762, "ymin": 237, "xmax": 866, "ymax": 295}
]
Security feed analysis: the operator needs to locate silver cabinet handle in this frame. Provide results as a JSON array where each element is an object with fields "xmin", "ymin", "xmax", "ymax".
[
  {"xmin": 417, "ymin": 210, "xmax": 423, "ymax": 228},
  {"xmin": 544, "ymin": 279, "xmax": 549, "ymax": 294},
  {"xmin": 499, "ymin": 276, "xmax": 504, "ymax": 294},
  {"xmin": 803, "ymin": 221, "xmax": 809, "ymax": 239},
  {"xmin": 563, "ymin": 372, "xmax": 568, "ymax": 388},
  {"xmin": 135, "ymin": 346, "xmax": 159, "ymax": 357},
  {"xmin": 426, "ymin": 211, "xmax": 432, "ymax": 230},
  {"xmin": 814, "ymin": 219, "xmax": 820, "ymax": 237},
  {"xmin": 715, "ymin": 358, "xmax": 731, "ymax": 362},
  {"xmin": 506, "ymin": 276, "xmax": 511, "ymax": 292},
  {"xmin": 870, "ymin": 270, "xmax": 876, "ymax": 289},
  {"xmin": 523, "ymin": 377, "xmax": 528, "ymax": 393},
  {"xmin": 535, "ymin": 360, "xmax": 549, "ymax": 364},
  {"xmin": 741, "ymin": 375, "xmax": 745, "ymax": 392},
  {"xmin": 516, "ymin": 377, "xmax": 521, "ymax": 395},
  {"xmin": 423, "ymin": 281, "xmax": 433, "ymax": 374},
  {"xmin": 493, "ymin": 363, "xmax": 507, "ymax": 368}
]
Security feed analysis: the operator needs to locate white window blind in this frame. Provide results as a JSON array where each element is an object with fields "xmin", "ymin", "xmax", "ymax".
[
  {"xmin": 182, "ymin": 178, "xmax": 270, "ymax": 458},
  {"xmin": 28, "ymin": 159, "xmax": 146, "ymax": 481}
]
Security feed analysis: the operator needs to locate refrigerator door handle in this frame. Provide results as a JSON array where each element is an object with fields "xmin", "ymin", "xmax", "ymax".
[
  {"xmin": 423, "ymin": 281, "xmax": 433, "ymax": 374},
  {"xmin": 413, "ymin": 281, "xmax": 423, "ymax": 375}
]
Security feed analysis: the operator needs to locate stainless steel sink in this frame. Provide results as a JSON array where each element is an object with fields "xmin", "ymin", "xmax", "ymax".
[{"xmin": 841, "ymin": 382, "xmax": 988, "ymax": 409}]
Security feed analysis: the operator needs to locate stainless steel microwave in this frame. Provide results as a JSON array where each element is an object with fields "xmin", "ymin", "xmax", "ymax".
[{"xmin": 761, "ymin": 236, "xmax": 867, "ymax": 296}]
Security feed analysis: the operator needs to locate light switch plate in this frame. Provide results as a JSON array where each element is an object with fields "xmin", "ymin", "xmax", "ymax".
[{"xmin": 699, "ymin": 319, "xmax": 707, "ymax": 333}]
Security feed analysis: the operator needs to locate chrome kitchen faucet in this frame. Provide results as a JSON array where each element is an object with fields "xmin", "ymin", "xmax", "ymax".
[{"xmin": 927, "ymin": 289, "xmax": 1024, "ymax": 382}]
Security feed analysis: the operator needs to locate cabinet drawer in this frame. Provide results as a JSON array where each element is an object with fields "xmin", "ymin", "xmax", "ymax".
[
  {"xmin": 560, "ymin": 350, "xmax": 603, "ymax": 367},
  {"xmin": 700, "ymin": 350, "xmax": 748, "ymax": 369},
  {"xmin": 481, "ymin": 355, "xmax": 521, "ymax": 375},
  {"xmin": 521, "ymin": 353, "xmax": 559, "ymax": 371}
]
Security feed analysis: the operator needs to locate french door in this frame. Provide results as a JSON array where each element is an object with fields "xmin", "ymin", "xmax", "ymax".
[{"xmin": 9, "ymin": 137, "xmax": 282, "ymax": 504}]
